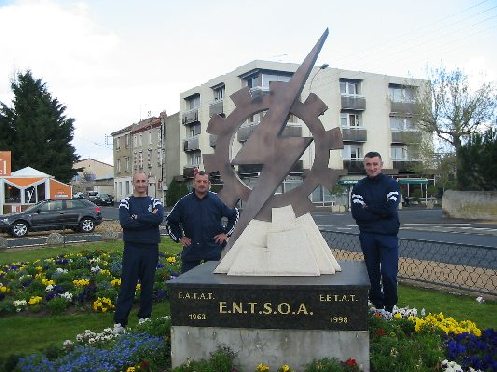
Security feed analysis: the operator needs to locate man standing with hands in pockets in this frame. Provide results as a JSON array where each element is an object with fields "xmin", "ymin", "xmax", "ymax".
[
  {"xmin": 351, "ymin": 152, "xmax": 401, "ymax": 313},
  {"xmin": 114, "ymin": 172, "xmax": 164, "ymax": 331}
]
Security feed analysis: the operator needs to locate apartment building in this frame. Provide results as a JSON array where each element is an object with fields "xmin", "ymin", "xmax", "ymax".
[
  {"xmin": 111, "ymin": 124, "xmax": 135, "ymax": 201},
  {"xmin": 111, "ymin": 111, "xmax": 181, "ymax": 203},
  {"xmin": 178, "ymin": 60, "xmax": 428, "ymax": 203}
]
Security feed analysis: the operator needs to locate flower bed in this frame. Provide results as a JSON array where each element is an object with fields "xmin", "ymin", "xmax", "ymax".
[
  {"xmin": 0, "ymin": 250, "xmax": 181, "ymax": 315},
  {"xmin": 1, "ymin": 250, "xmax": 496, "ymax": 371}
]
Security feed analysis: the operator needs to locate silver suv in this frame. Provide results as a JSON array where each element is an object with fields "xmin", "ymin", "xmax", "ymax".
[{"xmin": 0, "ymin": 199, "xmax": 103, "ymax": 238}]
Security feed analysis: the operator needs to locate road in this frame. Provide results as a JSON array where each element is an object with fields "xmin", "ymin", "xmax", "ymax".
[
  {"xmin": 313, "ymin": 208, "xmax": 497, "ymax": 248},
  {"xmin": 3, "ymin": 206, "xmax": 497, "ymax": 250}
]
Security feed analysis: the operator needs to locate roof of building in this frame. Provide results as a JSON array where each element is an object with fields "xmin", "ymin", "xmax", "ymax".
[{"xmin": 10, "ymin": 167, "xmax": 53, "ymax": 178}]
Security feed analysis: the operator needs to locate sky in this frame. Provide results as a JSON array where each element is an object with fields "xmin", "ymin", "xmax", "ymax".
[{"xmin": 1, "ymin": 0, "xmax": 496, "ymax": 165}]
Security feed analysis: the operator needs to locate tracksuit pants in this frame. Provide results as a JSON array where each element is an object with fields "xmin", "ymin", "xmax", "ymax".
[
  {"xmin": 359, "ymin": 232, "xmax": 399, "ymax": 311},
  {"xmin": 114, "ymin": 242, "xmax": 158, "ymax": 326}
]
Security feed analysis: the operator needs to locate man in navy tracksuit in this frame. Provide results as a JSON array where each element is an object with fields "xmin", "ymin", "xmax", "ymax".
[
  {"xmin": 166, "ymin": 171, "xmax": 239, "ymax": 273},
  {"xmin": 113, "ymin": 172, "xmax": 164, "ymax": 329},
  {"xmin": 351, "ymin": 152, "xmax": 401, "ymax": 313}
]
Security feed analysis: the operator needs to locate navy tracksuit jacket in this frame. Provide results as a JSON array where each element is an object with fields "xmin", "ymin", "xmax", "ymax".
[
  {"xmin": 165, "ymin": 191, "xmax": 238, "ymax": 263},
  {"xmin": 351, "ymin": 173, "xmax": 401, "ymax": 310}
]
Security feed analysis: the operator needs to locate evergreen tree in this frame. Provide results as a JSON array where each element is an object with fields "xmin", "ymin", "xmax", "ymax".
[
  {"xmin": 457, "ymin": 128, "xmax": 497, "ymax": 191},
  {"xmin": 0, "ymin": 71, "xmax": 79, "ymax": 182},
  {"xmin": 166, "ymin": 179, "xmax": 189, "ymax": 207}
]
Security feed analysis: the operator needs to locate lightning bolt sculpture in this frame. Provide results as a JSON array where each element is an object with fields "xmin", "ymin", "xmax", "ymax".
[{"xmin": 204, "ymin": 28, "xmax": 345, "ymax": 257}]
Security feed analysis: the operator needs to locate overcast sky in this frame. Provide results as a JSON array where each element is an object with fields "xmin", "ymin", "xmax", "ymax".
[{"xmin": 1, "ymin": 0, "xmax": 496, "ymax": 165}]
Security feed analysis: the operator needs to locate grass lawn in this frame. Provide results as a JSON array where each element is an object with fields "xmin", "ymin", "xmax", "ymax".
[{"xmin": 0, "ymin": 239, "xmax": 495, "ymax": 360}]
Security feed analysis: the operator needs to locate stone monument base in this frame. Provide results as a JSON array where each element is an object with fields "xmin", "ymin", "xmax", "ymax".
[
  {"xmin": 172, "ymin": 326, "xmax": 369, "ymax": 371},
  {"xmin": 167, "ymin": 261, "xmax": 371, "ymax": 371}
]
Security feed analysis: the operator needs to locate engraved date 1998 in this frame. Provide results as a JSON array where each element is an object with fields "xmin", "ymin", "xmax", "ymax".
[
  {"xmin": 188, "ymin": 313, "xmax": 207, "ymax": 320},
  {"xmin": 330, "ymin": 316, "xmax": 348, "ymax": 323}
]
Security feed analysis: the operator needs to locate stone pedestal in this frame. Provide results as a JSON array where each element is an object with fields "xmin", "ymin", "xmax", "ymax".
[{"xmin": 167, "ymin": 261, "xmax": 370, "ymax": 371}]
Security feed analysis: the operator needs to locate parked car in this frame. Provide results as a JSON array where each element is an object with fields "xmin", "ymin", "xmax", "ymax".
[
  {"xmin": 73, "ymin": 192, "xmax": 84, "ymax": 199},
  {"xmin": 0, "ymin": 199, "xmax": 103, "ymax": 238},
  {"xmin": 93, "ymin": 193, "xmax": 114, "ymax": 206},
  {"xmin": 85, "ymin": 191, "xmax": 99, "ymax": 202}
]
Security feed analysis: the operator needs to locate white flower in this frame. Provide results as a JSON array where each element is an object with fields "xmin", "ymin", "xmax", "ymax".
[
  {"xmin": 476, "ymin": 296, "xmax": 485, "ymax": 304},
  {"xmin": 56, "ymin": 268, "xmax": 68, "ymax": 274},
  {"xmin": 90, "ymin": 266, "xmax": 101, "ymax": 273},
  {"xmin": 421, "ymin": 308, "xmax": 426, "ymax": 316},
  {"xmin": 63, "ymin": 340, "xmax": 73, "ymax": 347},
  {"xmin": 60, "ymin": 292, "xmax": 73, "ymax": 301},
  {"xmin": 45, "ymin": 285, "xmax": 54, "ymax": 292}
]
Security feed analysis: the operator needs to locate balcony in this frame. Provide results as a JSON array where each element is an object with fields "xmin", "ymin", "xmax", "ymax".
[
  {"xmin": 393, "ymin": 160, "xmax": 422, "ymax": 172},
  {"xmin": 182, "ymin": 107, "xmax": 199, "ymax": 125},
  {"xmin": 237, "ymin": 123, "xmax": 302, "ymax": 142},
  {"xmin": 342, "ymin": 128, "xmax": 367, "ymax": 142},
  {"xmin": 209, "ymin": 100, "xmax": 224, "ymax": 117},
  {"xmin": 183, "ymin": 135, "xmax": 200, "ymax": 152},
  {"xmin": 341, "ymin": 95, "xmax": 366, "ymax": 110},
  {"xmin": 391, "ymin": 131, "xmax": 421, "ymax": 144},
  {"xmin": 237, "ymin": 123, "xmax": 258, "ymax": 142},
  {"xmin": 237, "ymin": 164, "xmax": 263, "ymax": 175},
  {"xmin": 209, "ymin": 134, "xmax": 218, "ymax": 147},
  {"xmin": 343, "ymin": 159, "xmax": 364, "ymax": 174},
  {"xmin": 390, "ymin": 101, "xmax": 417, "ymax": 115},
  {"xmin": 183, "ymin": 165, "xmax": 197, "ymax": 178}
]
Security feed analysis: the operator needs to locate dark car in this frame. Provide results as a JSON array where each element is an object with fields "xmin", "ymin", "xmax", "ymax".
[
  {"xmin": 93, "ymin": 193, "xmax": 114, "ymax": 207},
  {"xmin": 0, "ymin": 199, "xmax": 103, "ymax": 238}
]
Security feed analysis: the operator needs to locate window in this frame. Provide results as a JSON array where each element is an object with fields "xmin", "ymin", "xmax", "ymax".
[
  {"xmin": 243, "ymin": 72, "xmax": 292, "ymax": 89},
  {"xmin": 138, "ymin": 134, "xmax": 143, "ymax": 146},
  {"xmin": 115, "ymin": 137, "xmax": 121, "ymax": 150},
  {"xmin": 187, "ymin": 151, "xmax": 201, "ymax": 166},
  {"xmin": 186, "ymin": 95, "xmax": 200, "ymax": 110},
  {"xmin": 117, "ymin": 159, "xmax": 121, "ymax": 172},
  {"xmin": 213, "ymin": 85, "xmax": 225, "ymax": 101},
  {"xmin": 391, "ymin": 146, "xmax": 408, "ymax": 160},
  {"xmin": 187, "ymin": 123, "xmax": 201, "ymax": 138},
  {"xmin": 389, "ymin": 84, "xmax": 416, "ymax": 102},
  {"xmin": 340, "ymin": 112, "xmax": 361, "ymax": 127},
  {"xmin": 133, "ymin": 135, "xmax": 137, "ymax": 147},
  {"xmin": 390, "ymin": 117, "xmax": 415, "ymax": 131},
  {"xmin": 342, "ymin": 145, "xmax": 363, "ymax": 160},
  {"xmin": 340, "ymin": 80, "xmax": 361, "ymax": 95},
  {"xmin": 138, "ymin": 152, "xmax": 143, "ymax": 169},
  {"xmin": 149, "ymin": 131, "xmax": 153, "ymax": 145},
  {"xmin": 125, "ymin": 157, "xmax": 130, "ymax": 172},
  {"xmin": 125, "ymin": 134, "xmax": 130, "ymax": 148}
]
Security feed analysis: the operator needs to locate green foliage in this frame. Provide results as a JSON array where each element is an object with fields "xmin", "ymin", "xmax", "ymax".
[
  {"xmin": 457, "ymin": 127, "xmax": 497, "ymax": 191},
  {"xmin": 0, "ymin": 70, "xmax": 79, "ymax": 182},
  {"xmin": 166, "ymin": 179, "xmax": 189, "ymax": 207},
  {"xmin": 46, "ymin": 297, "xmax": 70, "ymax": 315},
  {"xmin": 305, "ymin": 357, "xmax": 359, "ymax": 371},
  {"xmin": 172, "ymin": 346, "xmax": 237, "ymax": 372},
  {"xmin": 369, "ymin": 315, "xmax": 444, "ymax": 371}
]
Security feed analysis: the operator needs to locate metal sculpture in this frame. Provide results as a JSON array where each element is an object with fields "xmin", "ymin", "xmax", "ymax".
[{"xmin": 204, "ymin": 28, "xmax": 345, "ymax": 253}]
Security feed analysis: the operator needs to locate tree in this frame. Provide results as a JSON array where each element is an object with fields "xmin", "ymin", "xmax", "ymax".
[
  {"xmin": 457, "ymin": 128, "xmax": 497, "ymax": 191},
  {"xmin": 414, "ymin": 67, "xmax": 497, "ymax": 152},
  {"xmin": 166, "ymin": 179, "xmax": 189, "ymax": 207},
  {"xmin": 0, "ymin": 71, "xmax": 79, "ymax": 182}
]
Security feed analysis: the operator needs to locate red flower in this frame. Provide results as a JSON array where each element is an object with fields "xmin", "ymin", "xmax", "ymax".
[
  {"xmin": 375, "ymin": 328, "xmax": 386, "ymax": 336},
  {"xmin": 345, "ymin": 358, "xmax": 357, "ymax": 367}
]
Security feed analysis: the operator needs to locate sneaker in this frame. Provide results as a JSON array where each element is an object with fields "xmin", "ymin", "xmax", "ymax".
[
  {"xmin": 138, "ymin": 317, "xmax": 151, "ymax": 324},
  {"xmin": 113, "ymin": 323, "xmax": 125, "ymax": 334}
]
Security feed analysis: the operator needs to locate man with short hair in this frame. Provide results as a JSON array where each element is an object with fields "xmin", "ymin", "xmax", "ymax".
[
  {"xmin": 113, "ymin": 172, "xmax": 164, "ymax": 331},
  {"xmin": 351, "ymin": 152, "xmax": 401, "ymax": 313},
  {"xmin": 166, "ymin": 171, "xmax": 239, "ymax": 273}
]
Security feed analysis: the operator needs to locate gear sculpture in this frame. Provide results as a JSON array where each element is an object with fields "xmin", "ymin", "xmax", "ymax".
[{"xmin": 204, "ymin": 28, "xmax": 345, "ymax": 254}]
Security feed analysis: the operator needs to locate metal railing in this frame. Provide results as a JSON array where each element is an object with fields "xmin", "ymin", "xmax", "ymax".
[{"xmin": 319, "ymin": 229, "xmax": 497, "ymax": 297}]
